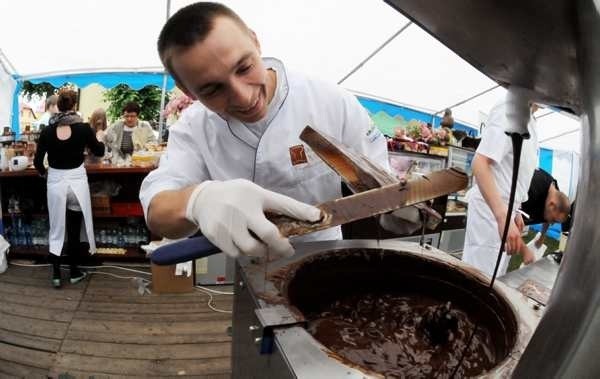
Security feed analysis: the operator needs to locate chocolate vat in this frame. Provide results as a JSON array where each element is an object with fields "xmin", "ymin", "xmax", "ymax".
[{"xmin": 231, "ymin": 240, "xmax": 540, "ymax": 378}]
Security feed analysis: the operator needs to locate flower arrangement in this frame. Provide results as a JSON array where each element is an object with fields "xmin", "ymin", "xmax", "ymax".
[
  {"xmin": 162, "ymin": 94, "xmax": 194, "ymax": 119},
  {"xmin": 387, "ymin": 120, "xmax": 456, "ymax": 154}
]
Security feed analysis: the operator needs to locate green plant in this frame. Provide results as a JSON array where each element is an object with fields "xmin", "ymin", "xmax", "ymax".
[
  {"xmin": 21, "ymin": 81, "xmax": 60, "ymax": 100},
  {"xmin": 103, "ymin": 84, "xmax": 168, "ymax": 123}
]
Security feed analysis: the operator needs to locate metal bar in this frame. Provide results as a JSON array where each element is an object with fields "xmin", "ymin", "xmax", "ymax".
[
  {"xmin": 18, "ymin": 67, "xmax": 166, "ymax": 81},
  {"xmin": 337, "ymin": 21, "xmax": 412, "ymax": 85},
  {"xmin": 433, "ymin": 84, "xmax": 501, "ymax": 116},
  {"xmin": 0, "ymin": 48, "xmax": 18, "ymax": 76},
  {"xmin": 538, "ymin": 127, "xmax": 580, "ymax": 144},
  {"xmin": 514, "ymin": 0, "xmax": 600, "ymax": 376},
  {"xmin": 158, "ymin": 0, "xmax": 172, "ymax": 142}
]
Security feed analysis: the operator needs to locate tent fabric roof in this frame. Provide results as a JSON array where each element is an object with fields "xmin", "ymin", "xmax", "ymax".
[{"xmin": 0, "ymin": 0, "xmax": 580, "ymax": 152}]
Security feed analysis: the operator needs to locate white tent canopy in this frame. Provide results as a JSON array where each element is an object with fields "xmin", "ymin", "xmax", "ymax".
[{"xmin": 0, "ymin": 0, "xmax": 581, "ymax": 153}]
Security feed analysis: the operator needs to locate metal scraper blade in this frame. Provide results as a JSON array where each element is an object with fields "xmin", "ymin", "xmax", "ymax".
[{"xmin": 268, "ymin": 167, "xmax": 468, "ymax": 237}]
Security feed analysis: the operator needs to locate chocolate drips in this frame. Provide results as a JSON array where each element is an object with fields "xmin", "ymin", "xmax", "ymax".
[{"xmin": 308, "ymin": 293, "xmax": 495, "ymax": 378}]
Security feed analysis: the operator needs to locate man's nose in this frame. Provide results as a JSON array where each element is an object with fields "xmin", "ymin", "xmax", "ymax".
[{"xmin": 229, "ymin": 79, "xmax": 252, "ymax": 107}]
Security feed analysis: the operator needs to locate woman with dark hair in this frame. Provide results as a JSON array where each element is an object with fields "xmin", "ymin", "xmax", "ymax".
[{"xmin": 34, "ymin": 88, "xmax": 105, "ymax": 288}]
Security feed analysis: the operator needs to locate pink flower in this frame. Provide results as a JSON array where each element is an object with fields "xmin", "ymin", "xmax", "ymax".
[{"xmin": 162, "ymin": 95, "xmax": 194, "ymax": 117}]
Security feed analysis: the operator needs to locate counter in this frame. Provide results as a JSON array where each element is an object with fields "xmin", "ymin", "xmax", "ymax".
[
  {"xmin": 0, "ymin": 163, "xmax": 155, "ymax": 177},
  {"xmin": 0, "ymin": 163, "xmax": 156, "ymax": 262}
]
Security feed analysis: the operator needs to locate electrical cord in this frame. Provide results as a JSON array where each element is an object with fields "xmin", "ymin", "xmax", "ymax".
[
  {"xmin": 8, "ymin": 261, "xmax": 232, "ymax": 314},
  {"xmin": 194, "ymin": 286, "xmax": 233, "ymax": 313},
  {"xmin": 450, "ymin": 132, "xmax": 526, "ymax": 378}
]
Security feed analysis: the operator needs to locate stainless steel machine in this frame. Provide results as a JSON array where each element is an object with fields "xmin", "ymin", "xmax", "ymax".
[
  {"xmin": 231, "ymin": 240, "xmax": 541, "ymax": 378},
  {"xmin": 383, "ymin": 1, "xmax": 599, "ymax": 376}
]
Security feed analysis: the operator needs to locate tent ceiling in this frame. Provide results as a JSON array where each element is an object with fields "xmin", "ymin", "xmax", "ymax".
[{"xmin": 0, "ymin": 0, "xmax": 580, "ymax": 151}]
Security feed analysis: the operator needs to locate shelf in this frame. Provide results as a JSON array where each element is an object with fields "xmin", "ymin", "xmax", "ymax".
[{"xmin": 7, "ymin": 245, "xmax": 148, "ymax": 263}]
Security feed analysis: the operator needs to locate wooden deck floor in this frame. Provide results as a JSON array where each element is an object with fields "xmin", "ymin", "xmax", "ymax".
[{"xmin": 0, "ymin": 264, "xmax": 233, "ymax": 378}]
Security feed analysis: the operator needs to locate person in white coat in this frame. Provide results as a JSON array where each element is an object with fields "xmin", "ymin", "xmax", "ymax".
[
  {"xmin": 139, "ymin": 2, "xmax": 389, "ymax": 259},
  {"xmin": 34, "ymin": 89, "xmax": 105, "ymax": 288},
  {"xmin": 462, "ymin": 100, "xmax": 539, "ymax": 277}
]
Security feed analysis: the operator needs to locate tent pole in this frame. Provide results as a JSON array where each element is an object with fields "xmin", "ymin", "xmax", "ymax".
[
  {"xmin": 158, "ymin": 0, "xmax": 172, "ymax": 142},
  {"xmin": 433, "ymin": 84, "xmax": 501, "ymax": 120},
  {"xmin": 538, "ymin": 127, "xmax": 581, "ymax": 144},
  {"xmin": 337, "ymin": 21, "xmax": 412, "ymax": 85},
  {"xmin": 0, "ymin": 48, "xmax": 18, "ymax": 76}
]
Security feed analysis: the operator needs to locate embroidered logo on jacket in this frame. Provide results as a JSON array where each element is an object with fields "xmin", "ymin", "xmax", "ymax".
[
  {"xmin": 289, "ymin": 145, "xmax": 308, "ymax": 166},
  {"xmin": 366, "ymin": 122, "xmax": 382, "ymax": 143}
]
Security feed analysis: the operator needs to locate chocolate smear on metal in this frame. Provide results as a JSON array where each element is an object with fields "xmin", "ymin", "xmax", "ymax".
[{"xmin": 277, "ymin": 248, "xmax": 518, "ymax": 378}]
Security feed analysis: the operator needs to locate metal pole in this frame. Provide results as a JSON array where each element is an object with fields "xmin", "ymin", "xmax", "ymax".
[
  {"xmin": 338, "ymin": 21, "xmax": 412, "ymax": 85},
  {"xmin": 0, "ymin": 48, "xmax": 18, "ymax": 76},
  {"xmin": 538, "ymin": 128, "xmax": 580, "ymax": 144},
  {"xmin": 513, "ymin": 0, "xmax": 600, "ymax": 376},
  {"xmin": 433, "ymin": 84, "xmax": 501, "ymax": 116},
  {"xmin": 157, "ymin": 0, "xmax": 172, "ymax": 142}
]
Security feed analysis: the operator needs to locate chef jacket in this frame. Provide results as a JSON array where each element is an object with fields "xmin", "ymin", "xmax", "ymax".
[
  {"xmin": 462, "ymin": 101, "xmax": 539, "ymax": 277},
  {"xmin": 140, "ymin": 58, "xmax": 389, "ymax": 243}
]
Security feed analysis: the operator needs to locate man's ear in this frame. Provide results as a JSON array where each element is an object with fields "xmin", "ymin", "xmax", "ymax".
[
  {"xmin": 176, "ymin": 83, "xmax": 198, "ymax": 101},
  {"xmin": 249, "ymin": 29, "xmax": 261, "ymax": 54}
]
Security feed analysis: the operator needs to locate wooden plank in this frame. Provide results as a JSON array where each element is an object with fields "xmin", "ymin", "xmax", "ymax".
[
  {"xmin": 0, "ymin": 272, "xmax": 56, "ymax": 286},
  {"xmin": 73, "ymin": 310, "xmax": 231, "ymax": 322},
  {"xmin": 0, "ymin": 281, "xmax": 83, "ymax": 300},
  {"xmin": 0, "ymin": 266, "xmax": 54, "ymax": 279},
  {"xmin": 60, "ymin": 340, "xmax": 231, "ymax": 360},
  {"xmin": 0, "ymin": 290, "xmax": 80, "ymax": 311},
  {"xmin": 81, "ymin": 293, "xmax": 226, "ymax": 304},
  {"xmin": 48, "ymin": 369, "xmax": 231, "ymax": 379},
  {"xmin": 76, "ymin": 301, "xmax": 232, "ymax": 314},
  {"xmin": 52, "ymin": 354, "xmax": 230, "ymax": 376},
  {"xmin": 65, "ymin": 330, "xmax": 231, "ymax": 345},
  {"xmin": 0, "ymin": 312, "xmax": 69, "ymax": 340},
  {"xmin": 68, "ymin": 318, "xmax": 231, "ymax": 336},
  {"xmin": 0, "ymin": 343, "xmax": 56, "ymax": 369},
  {"xmin": 1, "ymin": 301, "xmax": 74, "ymax": 322},
  {"xmin": 0, "ymin": 359, "xmax": 49, "ymax": 379},
  {"xmin": 0, "ymin": 328, "xmax": 62, "ymax": 352}
]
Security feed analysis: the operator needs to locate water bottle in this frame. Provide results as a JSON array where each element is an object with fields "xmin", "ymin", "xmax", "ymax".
[
  {"xmin": 117, "ymin": 231, "xmax": 125, "ymax": 248},
  {"xmin": 99, "ymin": 229, "xmax": 107, "ymax": 245}
]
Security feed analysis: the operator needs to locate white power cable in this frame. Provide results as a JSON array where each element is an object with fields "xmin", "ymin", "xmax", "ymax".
[
  {"xmin": 194, "ymin": 286, "xmax": 232, "ymax": 314},
  {"xmin": 87, "ymin": 270, "xmax": 151, "ymax": 282},
  {"xmin": 8, "ymin": 261, "xmax": 232, "ymax": 314},
  {"xmin": 195, "ymin": 285, "xmax": 234, "ymax": 295},
  {"xmin": 80, "ymin": 265, "xmax": 151, "ymax": 276},
  {"xmin": 9, "ymin": 261, "xmax": 150, "ymax": 275}
]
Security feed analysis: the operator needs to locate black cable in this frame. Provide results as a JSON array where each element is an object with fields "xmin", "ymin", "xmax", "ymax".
[
  {"xmin": 450, "ymin": 132, "xmax": 527, "ymax": 378},
  {"xmin": 489, "ymin": 133, "xmax": 525, "ymax": 287}
]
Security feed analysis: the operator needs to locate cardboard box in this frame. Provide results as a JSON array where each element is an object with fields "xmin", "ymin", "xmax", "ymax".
[{"xmin": 151, "ymin": 263, "xmax": 194, "ymax": 294}]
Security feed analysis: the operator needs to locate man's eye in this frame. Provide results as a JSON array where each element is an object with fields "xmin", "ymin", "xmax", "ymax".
[
  {"xmin": 201, "ymin": 85, "xmax": 221, "ymax": 97},
  {"xmin": 238, "ymin": 65, "xmax": 252, "ymax": 74}
]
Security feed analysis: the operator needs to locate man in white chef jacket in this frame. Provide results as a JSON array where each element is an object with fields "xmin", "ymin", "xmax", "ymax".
[
  {"xmin": 139, "ymin": 2, "xmax": 389, "ymax": 259},
  {"xmin": 462, "ymin": 100, "xmax": 540, "ymax": 277}
]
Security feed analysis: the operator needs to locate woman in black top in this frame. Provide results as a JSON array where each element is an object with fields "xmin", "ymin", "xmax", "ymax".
[{"xmin": 34, "ymin": 89, "xmax": 105, "ymax": 288}]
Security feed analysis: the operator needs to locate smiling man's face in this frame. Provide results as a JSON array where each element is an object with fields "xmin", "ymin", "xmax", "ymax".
[{"xmin": 170, "ymin": 16, "xmax": 274, "ymax": 123}]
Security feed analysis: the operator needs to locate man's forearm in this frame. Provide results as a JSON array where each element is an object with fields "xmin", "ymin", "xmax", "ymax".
[{"xmin": 147, "ymin": 186, "xmax": 198, "ymax": 239}]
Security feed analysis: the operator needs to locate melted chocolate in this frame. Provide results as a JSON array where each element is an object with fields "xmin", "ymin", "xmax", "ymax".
[
  {"xmin": 280, "ymin": 249, "xmax": 517, "ymax": 378},
  {"xmin": 308, "ymin": 293, "xmax": 495, "ymax": 378}
]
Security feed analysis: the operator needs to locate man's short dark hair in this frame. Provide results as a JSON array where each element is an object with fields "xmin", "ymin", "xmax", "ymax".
[
  {"xmin": 122, "ymin": 102, "xmax": 140, "ymax": 115},
  {"xmin": 157, "ymin": 2, "xmax": 247, "ymax": 80}
]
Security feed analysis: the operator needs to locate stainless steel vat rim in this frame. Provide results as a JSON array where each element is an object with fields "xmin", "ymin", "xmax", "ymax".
[{"xmin": 239, "ymin": 240, "xmax": 541, "ymax": 378}]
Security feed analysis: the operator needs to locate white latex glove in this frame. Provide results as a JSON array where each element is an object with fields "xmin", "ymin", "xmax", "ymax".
[
  {"xmin": 185, "ymin": 179, "xmax": 322, "ymax": 258},
  {"xmin": 520, "ymin": 232, "xmax": 547, "ymax": 268}
]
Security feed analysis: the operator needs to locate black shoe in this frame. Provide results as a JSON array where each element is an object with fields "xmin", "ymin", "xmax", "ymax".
[{"xmin": 70, "ymin": 270, "xmax": 88, "ymax": 284}]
